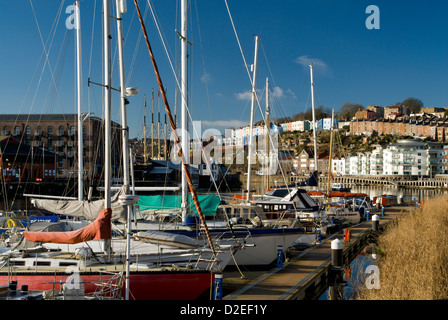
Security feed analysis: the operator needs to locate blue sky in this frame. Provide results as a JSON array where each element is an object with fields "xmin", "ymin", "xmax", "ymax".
[{"xmin": 1, "ymin": 1, "xmax": 448, "ymax": 140}]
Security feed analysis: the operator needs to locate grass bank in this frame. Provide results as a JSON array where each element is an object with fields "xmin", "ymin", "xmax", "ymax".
[{"xmin": 357, "ymin": 195, "xmax": 448, "ymax": 300}]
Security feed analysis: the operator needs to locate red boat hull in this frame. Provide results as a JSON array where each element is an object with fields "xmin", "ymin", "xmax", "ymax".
[{"xmin": 0, "ymin": 271, "xmax": 214, "ymax": 300}]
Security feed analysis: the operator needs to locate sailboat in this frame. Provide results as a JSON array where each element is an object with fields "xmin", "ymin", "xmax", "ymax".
[{"xmin": 0, "ymin": 0, "xmax": 229, "ymax": 300}]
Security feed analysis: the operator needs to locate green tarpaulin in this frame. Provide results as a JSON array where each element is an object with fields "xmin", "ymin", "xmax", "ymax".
[{"xmin": 137, "ymin": 194, "xmax": 220, "ymax": 216}]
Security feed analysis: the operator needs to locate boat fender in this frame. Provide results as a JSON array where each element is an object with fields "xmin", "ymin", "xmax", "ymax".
[{"xmin": 250, "ymin": 216, "xmax": 262, "ymax": 228}]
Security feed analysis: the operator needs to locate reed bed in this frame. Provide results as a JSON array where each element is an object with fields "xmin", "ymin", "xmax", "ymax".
[{"xmin": 356, "ymin": 195, "xmax": 448, "ymax": 300}]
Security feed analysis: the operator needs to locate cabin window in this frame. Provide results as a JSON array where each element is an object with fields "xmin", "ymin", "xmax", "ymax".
[
  {"xmin": 33, "ymin": 261, "xmax": 51, "ymax": 266},
  {"xmin": 59, "ymin": 262, "xmax": 78, "ymax": 267}
]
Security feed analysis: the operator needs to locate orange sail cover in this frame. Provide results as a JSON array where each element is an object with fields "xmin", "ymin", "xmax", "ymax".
[{"xmin": 23, "ymin": 208, "xmax": 112, "ymax": 244}]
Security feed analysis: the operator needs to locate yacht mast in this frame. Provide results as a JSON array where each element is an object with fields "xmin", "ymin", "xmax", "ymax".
[
  {"xmin": 116, "ymin": 0, "xmax": 130, "ymax": 191},
  {"xmin": 246, "ymin": 35, "xmax": 259, "ymax": 202},
  {"xmin": 144, "ymin": 94, "xmax": 147, "ymax": 162},
  {"xmin": 75, "ymin": 1, "xmax": 83, "ymax": 201},
  {"xmin": 327, "ymin": 108, "xmax": 334, "ymax": 194},
  {"xmin": 265, "ymin": 77, "xmax": 270, "ymax": 191},
  {"xmin": 180, "ymin": 0, "xmax": 189, "ymax": 223},
  {"xmin": 132, "ymin": 0, "xmax": 216, "ymax": 257},
  {"xmin": 102, "ymin": 0, "xmax": 112, "ymax": 261},
  {"xmin": 310, "ymin": 64, "xmax": 318, "ymax": 180}
]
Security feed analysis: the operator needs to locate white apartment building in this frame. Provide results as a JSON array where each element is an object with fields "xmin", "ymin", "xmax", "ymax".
[
  {"xmin": 369, "ymin": 144, "xmax": 383, "ymax": 175},
  {"xmin": 344, "ymin": 139, "xmax": 443, "ymax": 178},
  {"xmin": 331, "ymin": 157, "xmax": 346, "ymax": 176}
]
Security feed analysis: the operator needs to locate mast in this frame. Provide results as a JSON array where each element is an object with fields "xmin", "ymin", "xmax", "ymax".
[
  {"xmin": 143, "ymin": 94, "xmax": 147, "ymax": 163},
  {"xmin": 246, "ymin": 35, "xmax": 259, "ymax": 202},
  {"xmin": 115, "ymin": 0, "xmax": 132, "ymax": 300},
  {"xmin": 180, "ymin": 0, "xmax": 188, "ymax": 223},
  {"xmin": 151, "ymin": 88, "xmax": 154, "ymax": 159},
  {"xmin": 158, "ymin": 90, "xmax": 161, "ymax": 158},
  {"xmin": 164, "ymin": 104, "xmax": 167, "ymax": 159},
  {"xmin": 132, "ymin": 0, "xmax": 216, "ymax": 257},
  {"xmin": 103, "ymin": 0, "xmax": 112, "ymax": 260},
  {"xmin": 116, "ymin": 0, "xmax": 130, "ymax": 191},
  {"xmin": 327, "ymin": 108, "xmax": 334, "ymax": 194},
  {"xmin": 310, "ymin": 64, "xmax": 318, "ymax": 181},
  {"xmin": 265, "ymin": 77, "xmax": 270, "ymax": 191},
  {"xmin": 75, "ymin": 0, "xmax": 83, "ymax": 201}
]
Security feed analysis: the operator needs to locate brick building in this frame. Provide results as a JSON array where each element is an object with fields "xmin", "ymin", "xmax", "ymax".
[{"xmin": 0, "ymin": 114, "xmax": 122, "ymax": 181}]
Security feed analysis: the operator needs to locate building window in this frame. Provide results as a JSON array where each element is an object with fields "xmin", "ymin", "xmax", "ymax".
[
  {"xmin": 70, "ymin": 126, "xmax": 75, "ymax": 136},
  {"xmin": 14, "ymin": 126, "xmax": 20, "ymax": 135},
  {"xmin": 26, "ymin": 126, "xmax": 31, "ymax": 135},
  {"xmin": 3, "ymin": 126, "xmax": 8, "ymax": 135},
  {"xmin": 58, "ymin": 126, "xmax": 64, "ymax": 136},
  {"xmin": 48, "ymin": 126, "xmax": 53, "ymax": 136}
]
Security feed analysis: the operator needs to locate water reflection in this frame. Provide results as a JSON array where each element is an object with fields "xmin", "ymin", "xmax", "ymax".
[{"xmin": 350, "ymin": 185, "xmax": 448, "ymax": 203}]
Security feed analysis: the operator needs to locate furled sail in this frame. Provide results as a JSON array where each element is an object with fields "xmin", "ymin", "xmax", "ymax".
[
  {"xmin": 30, "ymin": 187, "xmax": 127, "ymax": 223},
  {"xmin": 23, "ymin": 208, "xmax": 112, "ymax": 244}
]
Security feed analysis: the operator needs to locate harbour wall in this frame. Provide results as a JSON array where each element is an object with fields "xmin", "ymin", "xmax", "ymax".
[{"xmin": 243, "ymin": 173, "xmax": 448, "ymax": 190}]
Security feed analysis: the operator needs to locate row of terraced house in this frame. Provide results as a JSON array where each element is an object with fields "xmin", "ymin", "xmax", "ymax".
[{"xmin": 350, "ymin": 106, "xmax": 448, "ymax": 141}]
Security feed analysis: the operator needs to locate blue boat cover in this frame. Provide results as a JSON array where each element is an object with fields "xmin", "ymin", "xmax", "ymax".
[{"xmin": 137, "ymin": 194, "xmax": 220, "ymax": 216}]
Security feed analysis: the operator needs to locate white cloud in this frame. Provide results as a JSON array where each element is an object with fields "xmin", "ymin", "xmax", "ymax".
[
  {"xmin": 235, "ymin": 91, "xmax": 253, "ymax": 101},
  {"xmin": 294, "ymin": 55, "xmax": 331, "ymax": 76},
  {"xmin": 271, "ymin": 86, "xmax": 284, "ymax": 98}
]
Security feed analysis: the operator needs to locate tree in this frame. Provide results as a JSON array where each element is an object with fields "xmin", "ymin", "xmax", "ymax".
[
  {"xmin": 401, "ymin": 97, "xmax": 423, "ymax": 113},
  {"xmin": 337, "ymin": 102, "xmax": 364, "ymax": 120}
]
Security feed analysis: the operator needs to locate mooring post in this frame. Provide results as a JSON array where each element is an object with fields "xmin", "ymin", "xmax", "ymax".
[
  {"xmin": 372, "ymin": 214, "xmax": 379, "ymax": 233},
  {"xmin": 331, "ymin": 239, "xmax": 343, "ymax": 268},
  {"xmin": 213, "ymin": 273, "xmax": 223, "ymax": 300},
  {"xmin": 276, "ymin": 245, "xmax": 284, "ymax": 268}
]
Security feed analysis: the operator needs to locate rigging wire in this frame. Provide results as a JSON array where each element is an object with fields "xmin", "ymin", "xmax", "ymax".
[
  {"xmin": 223, "ymin": 0, "xmax": 291, "ymax": 192},
  {"xmin": 0, "ymin": 1, "xmax": 67, "ymax": 211},
  {"xmin": 144, "ymin": 0, "xmax": 222, "ymax": 198}
]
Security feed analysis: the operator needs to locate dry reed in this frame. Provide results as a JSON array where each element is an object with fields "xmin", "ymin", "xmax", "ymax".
[{"xmin": 356, "ymin": 195, "xmax": 448, "ymax": 300}]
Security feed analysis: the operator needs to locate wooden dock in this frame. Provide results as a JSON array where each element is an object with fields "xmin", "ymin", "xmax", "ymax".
[{"xmin": 223, "ymin": 203, "xmax": 414, "ymax": 300}]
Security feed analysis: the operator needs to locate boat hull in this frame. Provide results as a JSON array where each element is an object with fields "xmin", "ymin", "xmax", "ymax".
[
  {"xmin": 170, "ymin": 228, "xmax": 304, "ymax": 266},
  {"xmin": 0, "ymin": 270, "xmax": 214, "ymax": 300},
  {"xmin": 225, "ymin": 230, "xmax": 302, "ymax": 266}
]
